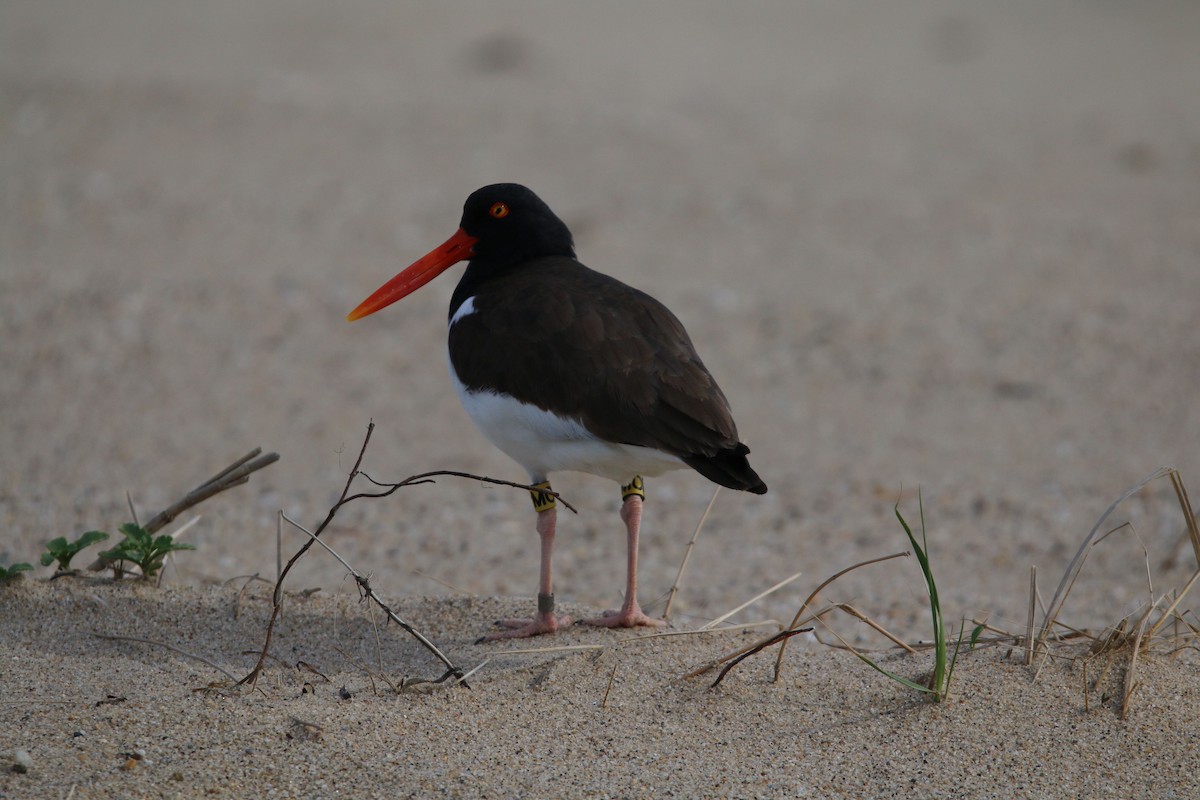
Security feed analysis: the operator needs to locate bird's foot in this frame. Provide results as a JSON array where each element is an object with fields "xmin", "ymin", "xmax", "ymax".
[
  {"xmin": 476, "ymin": 611, "xmax": 573, "ymax": 643},
  {"xmin": 581, "ymin": 605, "xmax": 667, "ymax": 630}
]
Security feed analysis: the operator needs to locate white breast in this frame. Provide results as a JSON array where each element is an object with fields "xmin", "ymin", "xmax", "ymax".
[{"xmin": 446, "ymin": 362, "xmax": 684, "ymax": 484}]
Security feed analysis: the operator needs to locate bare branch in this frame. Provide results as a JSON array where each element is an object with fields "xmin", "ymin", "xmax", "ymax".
[
  {"xmin": 279, "ymin": 511, "xmax": 462, "ymax": 681},
  {"xmin": 709, "ymin": 628, "xmax": 812, "ymax": 689},
  {"xmin": 238, "ymin": 421, "xmax": 577, "ymax": 689}
]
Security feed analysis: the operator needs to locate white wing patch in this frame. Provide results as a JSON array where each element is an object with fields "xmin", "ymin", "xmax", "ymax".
[{"xmin": 448, "ymin": 296, "xmax": 477, "ymax": 328}]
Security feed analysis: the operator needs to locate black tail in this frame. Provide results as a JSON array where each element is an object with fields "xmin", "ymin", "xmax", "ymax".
[{"xmin": 683, "ymin": 443, "xmax": 767, "ymax": 495}]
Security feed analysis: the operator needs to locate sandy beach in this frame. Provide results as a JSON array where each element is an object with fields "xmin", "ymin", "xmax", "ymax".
[{"xmin": 3, "ymin": 2, "xmax": 1200, "ymax": 797}]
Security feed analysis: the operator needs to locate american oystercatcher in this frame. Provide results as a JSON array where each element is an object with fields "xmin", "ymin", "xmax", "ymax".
[{"xmin": 348, "ymin": 184, "xmax": 766, "ymax": 640}]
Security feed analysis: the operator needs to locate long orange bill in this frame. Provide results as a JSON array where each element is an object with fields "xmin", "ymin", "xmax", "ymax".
[{"xmin": 346, "ymin": 227, "xmax": 478, "ymax": 321}]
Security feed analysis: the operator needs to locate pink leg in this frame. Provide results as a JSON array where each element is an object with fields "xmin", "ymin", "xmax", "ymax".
[
  {"xmin": 478, "ymin": 505, "xmax": 573, "ymax": 642},
  {"xmin": 583, "ymin": 494, "xmax": 666, "ymax": 630}
]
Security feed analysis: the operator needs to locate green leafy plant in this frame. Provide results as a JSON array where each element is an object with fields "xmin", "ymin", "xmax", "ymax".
[
  {"xmin": 99, "ymin": 522, "xmax": 195, "ymax": 580},
  {"xmin": 41, "ymin": 530, "xmax": 110, "ymax": 572},
  {"xmin": 1, "ymin": 562, "xmax": 34, "ymax": 582}
]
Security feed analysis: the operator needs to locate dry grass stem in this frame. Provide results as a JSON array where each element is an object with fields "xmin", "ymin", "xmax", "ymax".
[
  {"xmin": 809, "ymin": 603, "xmax": 916, "ymax": 653},
  {"xmin": 335, "ymin": 644, "xmax": 398, "ymax": 695},
  {"xmin": 1035, "ymin": 466, "xmax": 1174, "ymax": 659},
  {"xmin": 359, "ymin": 471, "xmax": 579, "ymax": 515},
  {"xmin": 1082, "ymin": 658, "xmax": 1090, "ymax": 712},
  {"xmin": 701, "ymin": 570, "xmax": 803, "ymax": 630},
  {"xmin": 683, "ymin": 602, "xmax": 910, "ymax": 683},
  {"xmin": 662, "ymin": 487, "xmax": 720, "ymax": 620},
  {"xmin": 1120, "ymin": 605, "xmax": 1154, "ymax": 719},
  {"xmin": 1024, "ymin": 468, "xmax": 1200, "ymax": 716},
  {"xmin": 1146, "ymin": 568, "xmax": 1200, "ymax": 640},
  {"xmin": 413, "ymin": 569, "xmax": 473, "ymax": 595},
  {"xmin": 627, "ymin": 620, "xmax": 778, "ymax": 643},
  {"xmin": 156, "ymin": 514, "xmax": 203, "ymax": 588},
  {"xmin": 707, "ymin": 627, "xmax": 811, "ymax": 688},
  {"xmin": 490, "ymin": 643, "xmax": 605, "ymax": 655},
  {"xmin": 453, "ymin": 660, "xmax": 490, "ymax": 687},
  {"xmin": 93, "ymin": 633, "xmax": 239, "ymax": 684},
  {"xmin": 226, "ymin": 573, "xmax": 271, "ymax": 620},
  {"xmin": 772, "ymin": 551, "xmax": 909, "ymax": 681},
  {"xmin": 1170, "ymin": 470, "xmax": 1200, "ymax": 567},
  {"xmin": 1024, "ymin": 566, "xmax": 1037, "ymax": 665},
  {"xmin": 601, "ymin": 664, "xmax": 617, "ymax": 708}
]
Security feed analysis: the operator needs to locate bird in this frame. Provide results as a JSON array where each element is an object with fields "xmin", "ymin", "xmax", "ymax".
[{"xmin": 347, "ymin": 183, "xmax": 766, "ymax": 641}]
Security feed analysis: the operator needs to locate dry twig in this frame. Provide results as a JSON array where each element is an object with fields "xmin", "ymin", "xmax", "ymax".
[
  {"xmin": 708, "ymin": 628, "xmax": 812, "ymax": 688},
  {"xmin": 702, "ymin": 570, "xmax": 804, "ymax": 630},
  {"xmin": 773, "ymin": 551, "xmax": 909, "ymax": 681},
  {"xmin": 93, "ymin": 633, "xmax": 239, "ymax": 684},
  {"xmin": 279, "ymin": 510, "xmax": 462, "ymax": 682},
  {"xmin": 238, "ymin": 421, "xmax": 572, "ymax": 689}
]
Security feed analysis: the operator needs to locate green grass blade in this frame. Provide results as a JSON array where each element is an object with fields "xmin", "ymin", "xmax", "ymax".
[
  {"xmin": 895, "ymin": 491, "xmax": 950, "ymax": 700},
  {"xmin": 848, "ymin": 649, "xmax": 938, "ymax": 695}
]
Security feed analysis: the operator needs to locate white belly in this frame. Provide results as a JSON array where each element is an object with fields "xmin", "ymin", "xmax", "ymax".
[{"xmin": 448, "ymin": 367, "xmax": 684, "ymax": 484}]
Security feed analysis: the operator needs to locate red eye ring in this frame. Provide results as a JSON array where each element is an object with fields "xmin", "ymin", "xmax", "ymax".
[{"xmin": 489, "ymin": 202, "xmax": 509, "ymax": 219}]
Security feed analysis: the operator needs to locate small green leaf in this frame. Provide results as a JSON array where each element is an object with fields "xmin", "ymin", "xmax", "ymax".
[
  {"xmin": 43, "ymin": 530, "xmax": 111, "ymax": 570},
  {"xmin": 1, "ymin": 563, "xmax": 34, "ymax": 581},
  {"xmin": 100, "ymin": 522, "xmax": 195, "ymax": 579},
  {"xmin": 76, "ymin": 530, "xmax": 110, "ymax": 549},
  {"xmin": 118, "ymin": 522, "xmax": 150, "ymax": 540},
  {"xmin": 970, "ymin": 624, "xmax": 985, "ymax": 648}
]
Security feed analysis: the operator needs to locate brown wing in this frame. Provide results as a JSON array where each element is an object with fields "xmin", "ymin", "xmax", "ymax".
[{"xmin": 448, "ymin": 257, "xmax": 740, "ymax": 459}]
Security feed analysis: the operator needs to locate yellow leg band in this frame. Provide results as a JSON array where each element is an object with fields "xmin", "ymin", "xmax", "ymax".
[
  {"xmin": 530, "ymin": 481, "xmax": 557, "ymax": 512},
  {"xmin": 621, "ymin": 475, "xmax": 645, "ymax": 501}
]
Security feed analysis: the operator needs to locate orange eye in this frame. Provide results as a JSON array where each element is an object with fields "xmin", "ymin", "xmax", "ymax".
[{"xmin": 489, "ymin": 202, "xmax": 509, "ymax": 219}]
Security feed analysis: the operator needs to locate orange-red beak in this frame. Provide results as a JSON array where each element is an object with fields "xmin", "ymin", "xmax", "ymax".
[{"xmin": 346, "ymin": 227, "xmax": 478, "ymax": 321}]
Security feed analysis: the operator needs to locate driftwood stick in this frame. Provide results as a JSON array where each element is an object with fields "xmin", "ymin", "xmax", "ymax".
[
  {"xmin": 89, "ymin": 448, "xmax": 279, "ymax": 571},
  {"xmin": 142, "ymin": 450, "xmax": 281, "ymax": 535}
]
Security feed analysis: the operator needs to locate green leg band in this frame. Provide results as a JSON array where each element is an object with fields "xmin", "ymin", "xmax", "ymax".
[{"xmin": 538, "ymin": 593, "xmax": 555, "ymax": 614}]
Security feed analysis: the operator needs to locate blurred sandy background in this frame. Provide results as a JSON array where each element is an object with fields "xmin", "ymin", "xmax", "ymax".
[{"xmin": 3, "ymin": 2, "xmax": 1200, "ymax": 796}]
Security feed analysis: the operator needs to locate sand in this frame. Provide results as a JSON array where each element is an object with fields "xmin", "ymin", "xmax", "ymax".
[{"xmin": 3, "ymin": 2, "xmax": 1200, "ymax": 797}]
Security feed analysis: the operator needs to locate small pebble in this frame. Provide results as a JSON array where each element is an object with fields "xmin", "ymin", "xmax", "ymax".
[{"xmin": 12, "ymin": 749, "xmax": 33, "ymax": 773}]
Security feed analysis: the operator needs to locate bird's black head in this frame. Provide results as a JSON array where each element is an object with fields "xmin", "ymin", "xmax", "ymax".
[{"xmin": 460, "ymin": 184, "xmax": 576, "ymax": 267}]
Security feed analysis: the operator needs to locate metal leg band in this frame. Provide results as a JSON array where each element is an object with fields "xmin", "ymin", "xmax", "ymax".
[{"xmin": 537, "ymin": 592, "xmax": 555, "ymax": 614}]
